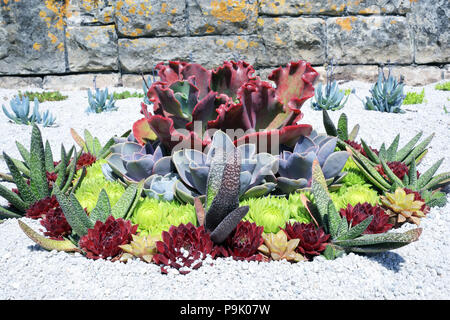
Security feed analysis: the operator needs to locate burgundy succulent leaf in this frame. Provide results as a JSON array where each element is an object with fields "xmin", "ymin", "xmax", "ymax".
[
  {"xmin": 40, "ymin": 206, "xmax": 72, "ymax": 240},
  {"xmin": 210, "ymin": 60, "xmax": 256, "ymax": 99},
  {"xmin": 224, "ymin": 221, "xmax": 266, "ymax": 261},
  {"xmin": 153, "ymin": 223, "xmax": 220, "ymax": 274},
  {"xmin": 282, "ymin": 222, "xmax": 330, "ymax": 259},
  {"xmin": 339, "ymin": 203, "xmax": 394, "ymax": 234},
  {"xmin": 78, "ymin": 216, "xmax": 138, "ymax": 260},
  {"xmin": 26, "ymin": 195, "xmax": 60, "ymax": 219}
]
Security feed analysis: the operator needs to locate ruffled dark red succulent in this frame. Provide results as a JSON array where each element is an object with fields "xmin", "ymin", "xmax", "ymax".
[
  {"xmin": 133, "ymin": 60, "xmax": 317, "ymax": 153},
  {"xmin": 282, "ymin": 222, "xmax": 330, "ymax": 259},
  {"xmin": 345, "ymin": 139, "xmax": 379, "ymax": 158},
  {"xmin": 76, "ymin": 152, "xmax": 97, "ymax": 171},
  {"xmin": 78, "ymin": 216, "xmax": 138, "ymax": 260},
  {"xmin": 45, "ymin": 171, "xmax": 58, "ymax": 189},
  {"xmin": 223, "ymin": 221, "xmax": 265, "ymax": 262},
  {"xmin": 25, "ymin": 195, "xmax": 60, "ymax": 219},
  {"xmin": 375, "ymin": 161, "xmax": 420, "ymax": 181},
  {"xmin": 40, "ymin": 206, "xmax": 72, "ymax": 240},
  {"xmin": 153, "ymin": 223, "xmax": 220, "ymax": 274},
  {"xmin": 339, "ymin": 202, "xmax": 393, "ymax": 234},
  {"xmin": 404, "ymin": 188, "xmax": 430, "ymax": 215}
]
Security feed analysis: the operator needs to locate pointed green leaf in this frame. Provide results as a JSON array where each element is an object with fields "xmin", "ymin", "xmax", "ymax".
[
  {"xmin": 205, "ymin": 148, "xmax": 227, "ymax": 212},
  {"xmin": 350, "ymin": 151, "xmax": 391, "ymax": 190},
  {"xmin": 55, "ymin": 145, "xmax": 68, "ymax": 188},
  {"xmin": 0, "ymin": 183, "xmax": 28, "ymax": 212},
  {"xmin": 337, "ymin": 215, "xmax": 373, "ymax": 241},
  {"xmin": 18, "ymin": 220, "xmax": 79, "ymax": 252},
  {"xmin": 98, "ymin": 137, "xmax": 115, "ymax": 159},
  {"xmin": 89, "ymin": 189, "xmax": 111, "ymax": 223},
  {"xmin": 61, "ymin": 149, "xmax": 78, "ymax": 194},
  {"xmin": 386, "ymin": 134, "xmax": 400, "ymax": 162},
  {"xmin": 417, "ymin": 158, "xmax": 444, "ymax": 189},
  {"xmin": 3, "ymin": 152, "xmax": 37, "ymax": 205},
  {"xmin": 408, "ymin": 158, "xmax": 417, "ymax": 188},
  {"xmin": 44, "ymin": 140, "xmax": 55, "ymax": 173},
  {"xmin": 337, "ymin": 113, "xmax": 348, "ymax": 141},
  {"xmin": 348, "ymin": 124, "xmax": 360, "ymax": 141},
  {"xmin": 402, "ymin": 133, "xmax": 434, "ymax": 166},
  {"xmin": 360, "ymin": 139, "xmax": 380, "ymax": 164},
  {"xmin": 111, "ymin": 183, "xmax": 138, "ymax": 219},
  {"xmin": 29, "ymin": 125, "xmax": 49, "ymax": 199},
  {"xmin": 421, "ymin": 172, "xmax": 450, "ymax": 191},
  {"xmin": 327, "ymin": 200, "xmax": 342, "ymax": 240},
  {"xmin": 0, "ymin": 206, "xmax": 22, "ymax": 219},
  {"xmin": 15, "ymin": 141, "xmax": 30, "ymax": 164},
  {"xmin": 70, "ymin": 128, "xmax": 86, "ymax": 150},
  {"xmin": 84, "ymin": 129, "xmax": 94, "ymax": 154},
  {"xmin": 322, "ymin": 110, "xmax": 337, "ymax": 137},
  {"xmin": 394, "ymin": 131, "xmax": 423, "ymax": 162},
  {"xmin": 380, "ymin": 158, "xmax": 405, "ymax": 188}
]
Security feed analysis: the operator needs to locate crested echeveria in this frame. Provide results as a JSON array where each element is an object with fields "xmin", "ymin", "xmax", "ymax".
[
  {"xmin": 173, "ymin": 130, "xmax": 278, "ymax": 204},
  {"xmin": 276, "ymin": 130, "xmax": 349, "ymax": 194},
  {"xmin": 133, "ymin": 60, "xmax": 317, "ymax": 153}
]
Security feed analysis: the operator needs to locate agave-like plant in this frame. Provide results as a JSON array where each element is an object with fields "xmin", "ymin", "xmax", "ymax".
[
  {"xmin": 363, "ymin": 66, "xmax": 405, "ymax": 113},
  {"xmin": 275, "ymin": 130, "xmax": 349, "ymax": 194},
  {"xmin": 172, "ymin": 130, "xmax": 278, "ymax": 204},
  {"xmin": 0, "ymin": 124, "xmax": 84, "ymax": 218},
  {"xmin": 86, "ymin": 88, "xmax": 117, "ymax": 113},
  {"xmin": 311, "ymin": 62, "xmax": 350, "ymax": 111},
  {"xmin": 2, "ymin": 95, "xmax": 56, "ymax": 127},
  {"xmin": 322, "ymin": 110, "xmax": 360, "ymax": 150},
  {"xmin": 132, "ymin": 60, "xmax": 317, "ymax": 152},
  {"xmin": 18, "ymin": 182, "xmax": 143, "ymax": 256},
  {"xmin": 300, "ymin": 161, "xmax": 422, "ymax": 259}
]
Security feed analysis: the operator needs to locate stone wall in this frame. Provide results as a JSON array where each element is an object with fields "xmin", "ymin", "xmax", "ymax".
[{"xmin": 0, "ymin": 0, "xmax": 448, "ymax": 89}]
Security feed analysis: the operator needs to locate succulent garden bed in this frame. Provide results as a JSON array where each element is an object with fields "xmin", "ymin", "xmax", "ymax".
[{"xmin": 0, "ymin": 61, "xmax": 449, "ymax": 300}]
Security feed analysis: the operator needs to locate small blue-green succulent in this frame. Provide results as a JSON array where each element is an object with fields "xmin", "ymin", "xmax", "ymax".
[
  {"xmin": 2, "ymin": 96, "xmax": 56, "ymax": 127},
  {"xmin": 86, "ymin": 88, "xmax": 117, "ymax": 113}
]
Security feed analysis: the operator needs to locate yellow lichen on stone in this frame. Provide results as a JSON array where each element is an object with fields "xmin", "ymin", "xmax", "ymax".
[
  {"xmin": 336, "ymin": 17, "xmax": 357, "ymax": 31},
  {"xmin": 33, "ymin": 42, "xmax": 42, "ymax": 51},
  {"xmin": 257, "ymin": 17, "xmax": 264, "ymax": 26},
  {"xmin": 210, "ymin": 0, "xmax": 256, "ymax": 23},
  {"xmin": 249, "ymin": 41, "xmax": 258, "ymax": 48},
  {"xmin": 57, "ymin": 42, "xmax": 64, "ymax": 52},
  {"xmin": 48, "ymin": 32, "xmax": 58, "ymax": 44},
  {"xmin": 226, "ymin": 40, "xmax": 234, "ymax": 49},
  {"xmin": 161, "ymin": 2, "xmax": 167, "ymax": 13},
  {"xmin": 236, "ymin": 37, "xmax": 248, "ymax": 50},
  {"xmin": 205, "ymin": 25, "xmax": 215, "ymax": 33}
]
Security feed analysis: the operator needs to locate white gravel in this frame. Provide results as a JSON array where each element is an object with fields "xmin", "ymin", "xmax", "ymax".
[{"xmin": 0, "ymin": 81, "xmax": 449, "ymax": 299}]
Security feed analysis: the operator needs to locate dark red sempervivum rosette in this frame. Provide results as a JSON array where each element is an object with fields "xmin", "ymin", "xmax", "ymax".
[
  {"xmin": 76, "ymin": 152, "xmax": 97, "ymax": 171},
  {"xmin": 153, "ymin": 223, "xmax": 220, "ymax": 274},
  {"xmin": 40, "ymin": 206, "xmax": 72, "ymax": 240},
  {"xmin": 78, "ymin": 216, "xmax": 138, "ymax": 260},
  {"xmin": 375, "ymin": 161, "xmax": 419, "ymax": 181},
  {"xmin": 282, "ymin": 222, "xmax": 330, "ymax": 259},
  {"xmin": 223, "ymin": 221, "xmax": 266, "ymax": 261},
  {"xmin": 339, "ymin": 203, "xmax": 393, "ymax": 234},
  {"xmin": 133, "ymin": 60, "xmax": 317, "ymax": 153},
  {"xmin": 26, "ymin": 195, "xmax": 60, "ymax": 219},
  {"xmin": 404, "ymin": 188, "xmax": 430, "ymax": 215}
]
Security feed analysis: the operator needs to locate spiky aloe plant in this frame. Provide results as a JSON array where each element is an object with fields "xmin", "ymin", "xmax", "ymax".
[
  {"xmin": 2, "ymin": 95, "xmax": 56, "ymax": 127},
  {"xmin": 194, "ymin": 146, "xmax": 249, "ymax": 244},
  {"xmin": 322, "ymin": 110, "xmax": 359, "ymax": 150},
  {"xmin": 18, "ymin": 181, "xmax": 143, "ymax": 254},
  {"xmin": 300, "ymin": 161, "xmax": 422, "ymax": 259},
  {"xmin": 0, "ymin": 124, "xmax": 84, "ymax": 218},
  {"xmin": 364, "ymin": 66, "xmax": 405, "ymax": 113},
  {"xmin": 70, "ymin": 128, "xmax": 116, "ymax": 159}
]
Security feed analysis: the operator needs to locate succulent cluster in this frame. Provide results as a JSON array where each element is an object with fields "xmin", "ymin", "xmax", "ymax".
[
  {"xmin": 1, "ymin": 59, "xmax": 448, "ymax": 276},
  {"xmin": 2, "ymin": 95, "xmax": 56, "ymax": 127}
]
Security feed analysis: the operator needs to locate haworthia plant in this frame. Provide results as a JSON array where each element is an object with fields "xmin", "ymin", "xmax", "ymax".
[
  {"xmin": 0, "ymin": 124, "xmax": 84, "ymax": 218},
  {"xmin": 301, "ymin": 161, "xmax": 422, "ymax": 259},
  {"xmin": 322, "ymin": 110, "xmax": 359, "ymax": 149},
  {"xmin": 19, "ymin": 182, "xmax": 144, "ymax": 253}
]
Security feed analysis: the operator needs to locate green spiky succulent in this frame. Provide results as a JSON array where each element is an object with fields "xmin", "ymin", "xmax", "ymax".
[
  {"xmin": 302, "ymin": 160, "xmax": 422, "ymax": 259},
  {"xmin": 331, "ymin": 185, "xmax": 380, "ymax": 210},
  {"xmin": 131, "ymin": 198, "xmax": 196, "ymax": 237}
]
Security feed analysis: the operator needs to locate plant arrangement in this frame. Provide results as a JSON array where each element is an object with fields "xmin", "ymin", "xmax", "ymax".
[
  {"xmin": 0, "ymin": 59, "xmax": 448, "ymax": 276},
  {"xmin": 2, "ymin": 95, "xmax": 56, "ymax": 127},
  {"xmin": 86, "ymin": 87, "xmax": 117, "ymax": 113}
]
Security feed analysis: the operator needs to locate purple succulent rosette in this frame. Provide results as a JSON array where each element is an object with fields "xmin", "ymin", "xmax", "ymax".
[{"xmin": 276, "ymin": 131, "xmax": 349, "ymax": 194}]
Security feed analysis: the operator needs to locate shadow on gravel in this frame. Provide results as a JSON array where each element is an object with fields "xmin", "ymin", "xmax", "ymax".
[
  {"xmin": 27, "ymin": 244, "xmax": 46, "ymax": 252},
  {"xmin": 364, "ymin": 252, "xmax": 405, "ymax": 272}
]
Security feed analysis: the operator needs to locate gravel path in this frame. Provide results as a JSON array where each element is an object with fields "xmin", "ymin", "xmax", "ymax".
[{"xmin": 0, "ymin": 81, "xmax": 449, "ymax": 299}]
